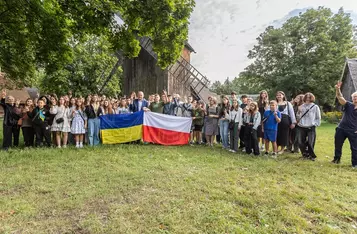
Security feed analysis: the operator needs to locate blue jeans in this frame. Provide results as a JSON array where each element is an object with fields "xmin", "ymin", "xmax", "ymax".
[
  {"xmin": 88, "ymin": 118, "xmax": 100, "ymax": 146},
  {"xmin": 220, "ymin": 119, "xmax": 229, "ymax": 148}
]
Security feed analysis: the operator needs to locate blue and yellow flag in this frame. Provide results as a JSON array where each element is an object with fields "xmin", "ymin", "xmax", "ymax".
[{"xmin": 99, "ymin": 111, "xmax": 143, "ymax": 144}]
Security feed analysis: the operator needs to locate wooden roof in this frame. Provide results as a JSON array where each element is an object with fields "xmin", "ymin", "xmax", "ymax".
[
  {"xmin": 346, "ymin": 58, "xmax": 357, "ymax": 89},
  {"xmin": 0, "ymin": 73, "xmax": 39, "ymax": 103}
]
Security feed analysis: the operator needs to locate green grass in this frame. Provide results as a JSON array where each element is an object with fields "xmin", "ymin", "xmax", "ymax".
[{"xmin": 1, "ymin": 123, "xmax": 357, "ymax": 233}]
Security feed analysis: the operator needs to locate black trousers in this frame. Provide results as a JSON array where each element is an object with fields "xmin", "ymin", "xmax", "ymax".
[
  {"xmin": 298, "ymin": 126, "xmax": 317, "ymax": 158},
  {"xmin": 2, "ymin": 125, "xmax": 20, "ymax": 149},
  {"xmin": 244, "ymin": 126, "xmax": 260, "ymax": 155},
  {"xmin": 334, "ymin": 127, "xmax": 357, "ymax": 166},
  {"xmin": 22, "ymin": 127, "xmax": 35, "ymax": 147},
  {"xmin": 34, "ymin": 125, "xmax": 51, "ymax": 147},
  {"xmin": 230, "ymin": 123, "xmax": 240, "ymax": 152},
  {"xmin": 239, "ymin": 125, "xmax": 246, "ymax": 148},
  {"xmin": 288, "ymin": 127, "xmax": 300, "ymax": 153}
]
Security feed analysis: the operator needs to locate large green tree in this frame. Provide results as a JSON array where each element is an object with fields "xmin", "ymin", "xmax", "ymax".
[
  {"xmin": 240, "ymin": 7, "xmax": 357, "ymax": 105},
  {"xmin": 0, "ymin": 0, "xmax": 195, "ymax": 85},
  {"xmin": 39, "ymin": 35, "xmax": 121, "ymax": 97}
]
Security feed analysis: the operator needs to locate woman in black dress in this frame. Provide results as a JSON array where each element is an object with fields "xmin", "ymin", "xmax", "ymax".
[{"xmin": 276, "ymin": 91, "xmax": 296, "ymax": 154}]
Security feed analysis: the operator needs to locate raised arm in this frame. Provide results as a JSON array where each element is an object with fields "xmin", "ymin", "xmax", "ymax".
[
  {"xmin": 335, "ymin": 81, "xmax": 347, "ymax": 106},
  {"xmin": 1, "ymin": 89, "xmax": 6, "ymax": 107}
]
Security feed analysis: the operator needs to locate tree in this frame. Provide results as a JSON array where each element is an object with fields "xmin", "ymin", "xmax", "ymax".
[
  {"xmin": 39, "ymin": 35, "xmax": 122, "ymax": 97},
  {"xmin": 240, "ymin": 7, "xmax": 357, "ymax": 104},
  {"xmin": 209, "ymin": 78, "xmax": 237, "ymax": 95},
  {"xmin": 0, "ymin": 0, "xmax": 195, "ymax": 85},
  {"xmin": 353, "ymin": 25, "xmax": 357, "ymax": 46}
]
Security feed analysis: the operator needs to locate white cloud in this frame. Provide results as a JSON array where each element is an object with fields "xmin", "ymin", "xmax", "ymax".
[{"xmin": 188, "ymin": 0, "xmax": 357, "ymax": 82}]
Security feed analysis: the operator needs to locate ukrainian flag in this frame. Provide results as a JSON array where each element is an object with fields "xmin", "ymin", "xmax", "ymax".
[{"xmin": 99, "ymin": 111, "xmax": 143, "ymax": 144}]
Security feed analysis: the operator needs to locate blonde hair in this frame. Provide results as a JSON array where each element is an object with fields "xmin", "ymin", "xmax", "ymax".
[
  {"xmin": 210, "ymin": 97, "xmax": 217, "ymax": 105},
  {"xmin": 269, "ymin": 100, "xmax": 277, "ymax": 105},
  {"xmin": 352, "ymin": 91, "xmax": 357, "ymax": 98},
  {"xmin": 250, "ymin": 102, "xmax": 259, "ymax": 113}
]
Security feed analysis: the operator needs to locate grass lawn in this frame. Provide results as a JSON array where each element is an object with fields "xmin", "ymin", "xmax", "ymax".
[{"xmin": 1, "ymin": 123, "xmax": 357, "ymax": 233}]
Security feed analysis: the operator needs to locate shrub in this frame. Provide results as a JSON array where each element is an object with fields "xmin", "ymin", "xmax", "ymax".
[{"xmin": 322, "ymin": 111, "xmax": 342, "ymax": 124}]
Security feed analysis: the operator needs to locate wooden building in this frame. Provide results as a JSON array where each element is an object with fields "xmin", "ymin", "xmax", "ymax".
[
  {"xmin": 122, "ymin": 37, "xmax": 213, "ymax": 101},
  {"xmin": 123, "ymin": 41, "xmax": 195, "ymax": 97},
  {"xmin": 340, "ymin": 58, "xmax": 357, "ymax": 101}
]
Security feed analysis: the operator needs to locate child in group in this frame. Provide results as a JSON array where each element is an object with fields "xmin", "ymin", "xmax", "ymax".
[
  {"xmin": 243, "ymin": 102, "xmax": 261, "ymax": 155},
  {"xmin": 28, "ymin": 99, "xmax": 52, "ymax": 147},
  {"xmin": 21, "ymin": 98, "xmax": 35, "ymax": 147},
  {"xmin": 229, "ymin": 99, "xmax": 243, "ymax": 153},
  {"xmin": 192, "ymin": 100, "xmax": 205, "ymax": 144},
  {"xmin": 50, "ymin": 96, "xmax": 71, "ymax": 148},
  {"xmin": 101, "ymin": 99, "xmax": 114, "ymax": 115},
  {"xmin": 262, "ymin": 100, "xmax": 282, "ymax": 157},
  {"xmin": 71, "ymin": 99, "xmax": 87, "ymax": 148},
  {"xmin": 118, "ymin": 98, "xmax": 131, "ymax": 114}
]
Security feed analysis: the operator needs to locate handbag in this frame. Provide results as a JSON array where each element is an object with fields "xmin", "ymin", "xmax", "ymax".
[
  {"xmin": 229, "ymin": 113, "xmax": 237, "ymax": 130},
  {"xmin": 55, "ymin": 107, "xmax": 66, "ymax": 124}
]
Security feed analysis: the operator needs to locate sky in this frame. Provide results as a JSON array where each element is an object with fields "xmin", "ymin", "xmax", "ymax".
[{"xmin": 188, "ymin": 0, "xmax": 357, "ymax": 82}]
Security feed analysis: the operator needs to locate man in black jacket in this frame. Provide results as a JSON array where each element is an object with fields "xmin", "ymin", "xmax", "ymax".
[{"xmin": 1, "ymin": 90, "xmax": 22, "ymax": 150}]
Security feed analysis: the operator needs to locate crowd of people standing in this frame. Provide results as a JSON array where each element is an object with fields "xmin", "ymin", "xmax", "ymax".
[{"xmin": 1, "ymin": 82, "xmax": 356, "ymax": 168}]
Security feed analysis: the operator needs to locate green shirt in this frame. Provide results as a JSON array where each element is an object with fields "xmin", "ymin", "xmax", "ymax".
[
  {"xmin": 149, "ymin": 102, "xmax": 164, "ymax": 114},
  {"xmin": 192, "ymin": 108, "xmax": 204, "ymax": 126}
]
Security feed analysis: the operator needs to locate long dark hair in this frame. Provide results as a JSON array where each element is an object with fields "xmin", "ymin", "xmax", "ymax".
[
  {"xmin": 258, "ymin": 90, "xmax": 269, "ymax": 108},
  {"xmin": 230, "ymin": 99, "xmax": 239, "ymax": 111},
  {"xmin": 275, "ymin": 91, "xmax": 287, "ymax": 102}
]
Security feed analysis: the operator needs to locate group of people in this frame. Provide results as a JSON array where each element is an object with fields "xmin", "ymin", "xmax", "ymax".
[{"xmin": 1, "ymin": 82, "xmax": 356, "ymax": 168}]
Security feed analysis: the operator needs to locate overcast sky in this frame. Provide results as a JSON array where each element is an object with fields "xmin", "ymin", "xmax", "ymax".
[{"xmin": 188, "ymin": 0, "xmax": 357, "ymax": 82}]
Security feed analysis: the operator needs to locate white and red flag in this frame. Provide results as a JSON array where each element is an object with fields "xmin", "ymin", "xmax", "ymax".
[{"xmin": 143, "ymin": 112, "xmax": 192, "ymax": 146}]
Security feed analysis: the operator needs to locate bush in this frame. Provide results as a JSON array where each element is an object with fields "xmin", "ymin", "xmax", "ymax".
[{"xmin": 322, "ymin": 111, "xmax": 342, "ymax": 124}]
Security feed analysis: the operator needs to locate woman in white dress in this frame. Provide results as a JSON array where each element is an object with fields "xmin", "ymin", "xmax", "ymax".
[
  {"xmin": 50, "ymin": 96, "xmax": 71, "ymax": 148},
  {"xmin": 71, "ymin": 98, "xmax": 87, "ymax": 148}
]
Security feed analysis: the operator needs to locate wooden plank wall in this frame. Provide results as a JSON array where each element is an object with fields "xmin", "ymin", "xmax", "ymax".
[{"xmin": 123, "ymin": 49, "xmax": 168, "ymax": 97}]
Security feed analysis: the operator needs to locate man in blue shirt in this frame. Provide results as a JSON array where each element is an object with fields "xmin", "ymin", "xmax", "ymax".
[
  {"xmin": 262, "ymin": 100, "xmax": 281, "ymax": 156},
  {"xmin": 332, "ymin": 82, "xmax": 357, "ymax": 168}
]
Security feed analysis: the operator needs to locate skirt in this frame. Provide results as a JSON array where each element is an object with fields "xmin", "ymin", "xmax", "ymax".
[
  {"xmin": 277, "ymin": 114, "xmax": 290, "ymax": 147},
  {"xmin": 205, "ymin": 117, "xmax": 218, "ymax": 135}
]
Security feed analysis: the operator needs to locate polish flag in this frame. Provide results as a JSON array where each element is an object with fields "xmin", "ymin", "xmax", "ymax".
[{"xmin": 143, "ymin": 112, "xmax": 192, "ymax": 146}]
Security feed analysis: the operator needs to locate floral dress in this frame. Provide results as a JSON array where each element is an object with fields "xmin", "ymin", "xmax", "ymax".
[
  {"xmin": 50, "ymin": 106, "xmax": 71, "ymax": 132},
  {"xmin": 71, "ymin": 109, "xmax": 87, "ymax": 134}
]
